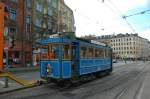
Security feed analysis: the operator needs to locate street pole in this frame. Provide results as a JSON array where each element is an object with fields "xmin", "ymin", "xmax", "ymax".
[{"xmin": 4, "ymin": 48, "xmax": 9, "ymax": 88}]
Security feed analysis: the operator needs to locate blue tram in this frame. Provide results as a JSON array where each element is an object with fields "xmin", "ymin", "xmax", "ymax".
[{"xmin": 39, "ymin": 37, "xmax": 112, "ymax": 83}]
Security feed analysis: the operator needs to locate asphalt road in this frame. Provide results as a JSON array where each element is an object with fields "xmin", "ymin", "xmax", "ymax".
[{"xmin": 0, "ymin": 61, "xmax": 150, "ymax": 99}]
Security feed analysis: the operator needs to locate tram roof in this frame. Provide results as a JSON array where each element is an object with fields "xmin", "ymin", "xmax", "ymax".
[{"xmin": 39, "ymin": 37, "xmax": 111, "ymax": 49}]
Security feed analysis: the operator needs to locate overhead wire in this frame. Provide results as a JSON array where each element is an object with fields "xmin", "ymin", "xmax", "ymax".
[
  {"xmin": 74, "ymin": 8, "xmax": 104, "ymax": 30},
  {"xmin": 101, "ymin": 0, "xmax": 136, "ymax": 32},
  {"xmin": 123, "ymin": 9, "xmax": 150, "ymax": 18}
]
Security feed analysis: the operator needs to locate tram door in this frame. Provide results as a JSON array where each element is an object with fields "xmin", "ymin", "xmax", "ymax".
[{"xmin": 71, "ymin": 43, "xmax": 79, "ymax": 78}]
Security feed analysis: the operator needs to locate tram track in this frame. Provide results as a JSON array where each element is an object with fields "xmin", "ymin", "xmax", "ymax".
[
  {"xmin": 78, "ymin": 62, "xmax": 143, "ymax": 89},
  {"xmin": 112, "ymin": 62, "xmax": 150, "ymax": 99},
  {"xmin": 68, "ymin": 62, "xmax": 146, "ymax": 99},
  {"xmin": 113, "ymin": 67, "xmax": 146, "ymax": 99}
]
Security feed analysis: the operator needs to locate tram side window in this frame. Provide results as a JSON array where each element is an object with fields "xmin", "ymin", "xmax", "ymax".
[
  {"xmin": 88, "ymin": 47, "xmax": 94, "ymax": 58},
  {"xmin": 107, "ymin": 49, "xmax": 111, "ymax": 58},
  {"xmin": 63, "ymin": 45, "xmax": 71, "ymax": 60},
  {"xmin": 105, "ymin": 49, "xmax": 111, "ymax": 58},
  {"xmin": 99, "ymin": 48, "xmax": 104, "ymax": 58},
  {"xmin": 41, "ymin": 45, "xmax": 49, "ymax": 60},
  {"xmin": 95, "ymin": 49, "xmax": 99, "ymax": 57},
  {"xmin": 49, "ymin": 44, "xmax": 59, "ymax": 59},
  {"xmin": 80, "ymin": 46, "xmax": 87, "ymax": 58}
]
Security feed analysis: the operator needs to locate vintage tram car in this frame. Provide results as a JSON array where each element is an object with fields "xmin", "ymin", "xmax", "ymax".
[{"xmin": 39, "ymin": 37, "xmax": 112, "ymax": 83}]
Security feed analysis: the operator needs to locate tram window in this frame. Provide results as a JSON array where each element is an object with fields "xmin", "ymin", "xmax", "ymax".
[
  {"xmin": 88, "ymin": 47, "xmax": 94, "ymax": 58},
  {"xmin": 95, "ymin": 49, "xmax": 99, "ymax": 57},
  {"xmin": 99, "ymin": 49, "xmax": 104, "ymax": 58},
  {"xmin": 63, "ymin": 45, "xmax": 71, "ymax": 60},
  {"xmin": 105, "ymin": 49, "xmax": 111, "ymax": 58},
  {"xmin": 49, "ymin": 44, "xmax": 59, "ymax": 59},
  {"xmin": 80, "ymin": 46, "xmax": 87, "ymax": 58},
  {"xmin": 40, "ymin": 45, "xmax": 49, "ymax": 60},
  {"xmin": 107, "ymin": 49, "xmax": 111, "ymax": 58}
]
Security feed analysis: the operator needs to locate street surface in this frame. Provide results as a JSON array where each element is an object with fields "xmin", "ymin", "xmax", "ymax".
[{"xmin": 0, "ymin": 61, "xmax": 150, "ymax": 99}]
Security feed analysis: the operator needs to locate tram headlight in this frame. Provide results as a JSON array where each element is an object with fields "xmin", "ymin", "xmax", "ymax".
[{"xmin": 46, "ymin": 64, "xmax": 52, "ymax": 74}]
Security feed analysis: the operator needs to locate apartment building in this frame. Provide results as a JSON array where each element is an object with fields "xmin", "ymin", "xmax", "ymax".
[
  {"xmin": 58, "ymin": 0, "xmax": 75, "ymax": 33},
  {"xmin": 97, "ymin": 34, "xmax": 150, "ymax": 60},
  {"xmin": 1, "ymin": 0, "xmax": 31, "ymax": 67},
  {"xmin": 1, "ymin": 0, "xmax": 75, "ymax": 67}
]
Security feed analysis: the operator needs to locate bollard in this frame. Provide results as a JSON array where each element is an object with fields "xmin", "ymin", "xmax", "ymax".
[{"xmin": 4, "ymin": 77, "xmax": 8, "ymax": 88}]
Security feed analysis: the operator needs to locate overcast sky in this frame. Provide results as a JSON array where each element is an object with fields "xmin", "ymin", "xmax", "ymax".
[{"xmin": 64, "ymin": 0, "xmax": 150, "ymax": 40}]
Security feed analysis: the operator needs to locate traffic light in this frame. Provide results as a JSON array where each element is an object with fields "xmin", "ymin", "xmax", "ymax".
[{"xmin": 8, "ymin": 37, "xmax": 15, "ymax": 48}]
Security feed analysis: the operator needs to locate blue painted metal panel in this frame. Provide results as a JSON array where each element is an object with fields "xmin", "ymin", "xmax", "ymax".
[
  {"xmin": 40, "ymin": 61, "xmax": 47, "ymax": 77},
  {"xmin": 40, "ymin": 60, "xmax": 60, "ymax": 79},
  {"xmin": 62, "ymin": 61, "xmax": 71, "ymax": 78},
  {"xmin": 40, "ymin": 38, "xmax": 73, "ymax": 45},
  {"xmin": 79, "ymin": 58, "xmax": 112, "ymax": 75}
]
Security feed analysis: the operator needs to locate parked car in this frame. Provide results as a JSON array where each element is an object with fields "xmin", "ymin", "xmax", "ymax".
[{"xmin": 113, "ymin": 59, "xmax": 117, "ymax": 63}]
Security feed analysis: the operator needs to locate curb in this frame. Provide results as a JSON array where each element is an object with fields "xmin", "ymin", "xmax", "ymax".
[
  {"xmin": 0, "ymin": 84, "xmax": 40, "ymax": 95},
  {"xmin": 6, "ymin": 67, "xmax": 39, "ymax": 74}
]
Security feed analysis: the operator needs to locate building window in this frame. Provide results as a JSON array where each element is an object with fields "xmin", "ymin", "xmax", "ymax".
[
  {"xmin": 47, "ymin": 0, "xmax": 52, "ymax": 3},
  {"xmin": 9, "ymin": 8, "xmax": 17, "ymax": 21},
  {"xmin": 4, "ymin": 27, "xmax": 9, "ymax": 39},
  {"xmin": 11, "ymin": 0, "xmax": 17, "ymax": 3},
  {"xmin": 36, "ymin": 2, "xmax": 42, "ymax": 12},
  {"xmin": 9, "ymin": 27, "xmax": 17, "ymax": 40},
  {"xmin": 26, "ymin": 15, "xmax": 31, "ymax": 24},
  {"xmin": 26, "ymin": 0, "xmax": 31, "ymax": 8},
  {"xmin": 26, "ymin": 16, "xmax": 31, "ymax": 40},
  {"xmin": 35, "ymin": 17, "xmax": 41, "ymax": 27},
  {"xmin": 52, "ymin": 0, "xmax": 57, "ymax": 8},
  {"xmin": 48, "ymin": 6, "xmax": 52, "ymax": 16},
  {"xmin": 127, "ymin": 47, "xmax": 129, "ymax": 50}
]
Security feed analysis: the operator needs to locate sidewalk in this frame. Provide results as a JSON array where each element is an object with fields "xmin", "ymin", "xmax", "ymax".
[
  {"xmin": 113, "ymin": 60, "xmax": 135, "ymax": 67},
  {"xmin": 6, "ymin": 66, "xmax": 39, "ymax": 74},
  {"xmin": 0, "ymin": 66, "xmax": 40, "ymax": 94}
]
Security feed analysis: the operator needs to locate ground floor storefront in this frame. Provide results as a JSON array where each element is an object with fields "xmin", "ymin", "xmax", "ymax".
[{"xmin": 4, "ymin": 41, "xmax": 33, "ymax": 67}]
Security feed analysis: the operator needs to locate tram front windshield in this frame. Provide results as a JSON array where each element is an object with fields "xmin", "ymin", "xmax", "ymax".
[{"xmin": 40, "ymin": 44, "xmax": 59, "ymax": 60}]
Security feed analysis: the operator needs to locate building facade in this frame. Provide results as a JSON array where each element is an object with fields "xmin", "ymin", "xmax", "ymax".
[
  {"xmin": 97, "ymin": 34, "xmax": 150, "ymax": 60},
  {"xmin": 1, "ymin": 0, "xmax": 75, "ymax": 67},
  {"xmin": 1, "ymin": 0, "xmax": 31, "ymax": 67},
  {"xmin": 58, "ymin": 0, "xmax": 75, "ymax": 32}
]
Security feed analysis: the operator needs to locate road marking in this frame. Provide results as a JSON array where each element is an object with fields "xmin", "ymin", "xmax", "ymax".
[
  {"xmin": 137, "ymin": 81, "xmax": 145, "ymax": 99},
  {"xmin": 136, "ymin": 76, "xmax": 145, "ymax": 99}
]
